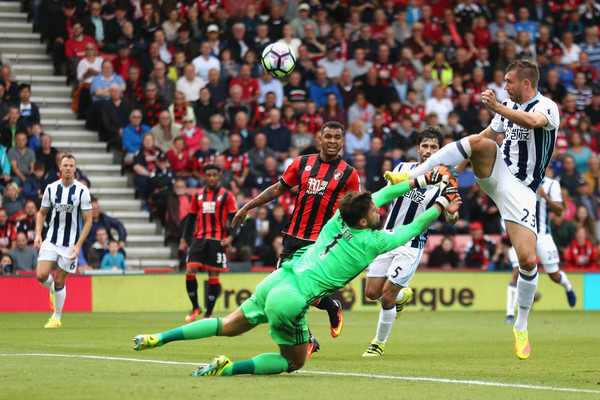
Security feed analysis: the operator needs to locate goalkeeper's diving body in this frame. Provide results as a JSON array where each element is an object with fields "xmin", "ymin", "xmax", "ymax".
[{"xmin": 133, "ymin": 169, "xmax": 460, "ymax": 377}]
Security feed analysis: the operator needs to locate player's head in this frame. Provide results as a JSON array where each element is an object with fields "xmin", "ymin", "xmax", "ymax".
[
  {"xmin": 504, "ymin": 60, "xmax": 539, "ymax": 104},
  {"xmin": 202, "ymin": 163, "xmax": 221, "ymax": 189},
  {"xmin": 339, "ymin": 191, "xmax": 379, "ymax": 230},
  {"xmin": 417, "ymin": 126, "xmax": 443, "ymax": 164},
  {"xmin": 319, "ymin": 121, "xmax": 344, "ymax": 160},
  {"xmin": 59, "ymin": 154, "xmax": 77, "ymax": 180}
]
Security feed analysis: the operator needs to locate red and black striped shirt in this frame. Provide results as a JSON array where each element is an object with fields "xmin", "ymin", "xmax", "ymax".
[
  {"xmin": 280, "ymin": 154, "xmax": 360, "ymax": 241},
  {"xmin": 189, "ymin": 186, "xmax": 237, "ymax": 241},
  {"xmin": 0, "ymin": 222, "xmax": 17, "ymax": 248}
]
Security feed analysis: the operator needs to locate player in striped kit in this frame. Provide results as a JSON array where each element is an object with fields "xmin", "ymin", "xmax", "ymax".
[
  {"xmin": 34, "ymin": 154, "xmax": 92, "ymax": 328},
  {"xmin": 362, "ymin": 127, "xmax": 461, "ymax": 356},
  {"xmin": 388, "ymin": 60, "xmax": 560, "ymax": 359},
  {"xmin": 505, "ymin": 165, "xmax": 577, "ymax": 323}
]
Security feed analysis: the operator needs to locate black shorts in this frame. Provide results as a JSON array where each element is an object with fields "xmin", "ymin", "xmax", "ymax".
[
  {"xmin": 276, "ymin": 235, "xmax": 314, "ymax": 268},
  {"xmin": 186, "ymin": 239, "xmax": 229, "ymax": 272}
]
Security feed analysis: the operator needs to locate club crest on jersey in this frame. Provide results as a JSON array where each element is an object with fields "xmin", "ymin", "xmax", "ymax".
[
  {"xmin": 333, "ymin": 169, "xmax": 343, "ymax": 180},
  {"xmin": 198, "ymin": 195, "xmax": 203, "ymax": 201},
  {"xmin": 202, "ymin": 201, "xmax": 216, "ymax": 213},
  {"xmin": 217, "ymin": 195, "xmax": 223, "ymax": 201},
  {"xmin": 71, "ymin": 195, "xmax": 78, "ymax": 204},
  {"xmin": 306, "ymin": 177, "xmax": 328, "ymax": 195},
  {"xmin": 305, "ymin": 165, "xmax": 312, "ymax": 172}
]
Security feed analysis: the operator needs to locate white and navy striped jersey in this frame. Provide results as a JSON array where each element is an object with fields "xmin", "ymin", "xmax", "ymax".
[
  {"xmin": 41, "ymin": 179, "xmax": 92, "ymax": 247},
  {"xmin": 536, "ymin": 177, "xmax": 562, "ymax": 236},
  {"xmin": 384, "ymin": 162, "xmax": 440, "ymax": 249},
  {"xmin": 490, "ymin": 92, "xmax": 559, "ymax": 193}
]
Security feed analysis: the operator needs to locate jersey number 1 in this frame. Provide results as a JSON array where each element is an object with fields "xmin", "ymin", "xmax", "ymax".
[{"xmin": 320, "ymin": 233, "xmax": 343, "ymax": 258}]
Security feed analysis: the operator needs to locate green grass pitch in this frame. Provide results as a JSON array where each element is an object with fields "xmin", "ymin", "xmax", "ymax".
[{"xmin": 1, "ymin": 310, "xmax": 599, "ymax": 400}]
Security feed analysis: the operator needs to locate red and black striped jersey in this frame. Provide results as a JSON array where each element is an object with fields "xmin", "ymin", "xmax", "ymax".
[
  {"xmin": 0, "ymin": 222, "xmax": 17, "ymax": 248},
  {"xmin": 189, "ymin": 186, "xmax": 237, "ymax": 240},
  {"xmin": 222, "ymin": 150, "xmax": 249, "ymax": 176},
  {"xmin": 300, "ymin": 113, "xmax": 324, "ymax": 136},
  {"xmin": 280, "ymin": 154, "xmax": 360, "ymax": 241}
]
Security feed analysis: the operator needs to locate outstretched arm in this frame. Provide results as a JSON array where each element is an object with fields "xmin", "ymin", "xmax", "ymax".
[
  {"xmin": 482, "ymin": 90, "xmax": 548, "ymax": 129},
  {"xmin": 372, "ymin": 180, "xmax": 416, "ymax": 207}
]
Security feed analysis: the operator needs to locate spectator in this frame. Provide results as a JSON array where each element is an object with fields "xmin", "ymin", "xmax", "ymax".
[
  {"xmin": 149, "ymin": 154, "xmax": 175, "ymax": 224},
  {"xmin": 253, "ymin": 23, "xmax": 271, "ymax": 56},
  {"xmin": 192, "ymin": 41, "xmax": 220, "ymax": 81},
  {"xmin": 557, "ymin": 155, "xmax": 582, "ymax": 198},
  {"xmin": 413, "ymin": 64, "xmax": 440, "ymax": 104},
  {"xmin": 162, "ymin": 8, "xmax": 182, "ymax": 43},
  {"xmin": 140, "ymin": 81, "xmax": 165, "ymax": 127},
  {"xmin": 252, "ymin": 156, "xmax": 280, "ymax": 193},
  {"xmin": 179, "ymin": 114, "xmax": 203, "ymax": 155},
  {"xmin": 206, "ymin": 68, "xmax": 229, "ymax": 109},
  {"xmin": 222, "ymin": 133, "xmax": 249, "ymax": 190},
  {"xmin": 567, "ymin": 71, "xmax": 593, "ymax": 112},
  {"xmin": 112, "ymin": 38, "xmax": 142, "ymax": 82},
  {"xmin": 0, "ymin": 106, "xmax": 26, "ymax": 150},
  {"xmin": 82, "ymin": 1, "xmax": 108, "ymax": 52},
  {"xmin": 564, "ymin": 227, "xmax": 598, "ymax": 269},
  {"xmin": 560, "ymin": 31, "xmax": 581, "ymax": 68},
  {"xmin": 105, "ymin": 3, "xmax": 130, "ymax": 46},
  {"xmin": 166, "ymin": 136, "xmax": 194, "ymax": 185},
  {"xmin": 74, "ymin": 42, "xmax": 103, "ymax": 119},
  {"xmin": 318, "ymin": 46, "xmax": 345, "ymax": 83},
  {"xmin": 100, "ymin": 84, "xmax": 133, "ymax": 146},
  {"xmin": 3, "ymin": 182, "xmax": 25, "ymax": 221},
  {"xmin": 252, "ymin": 91, "xmax": 277, "ymax": 129},
  {"xmin": 8, "ymin": 232, "xmax": 37, "ymax": 272},
  {"xmin": 0, "ymin": 254, "xmax": 14, "ymax": 275},
  {"xmin": 176, "ymin": 64, "xmax": 205, "ymax": 104},
  {"xmin": 256, "ymin": 70, "xmax": 283, "ymax": 109},
  {"xmin": 64, "ymin": 20, "xmax": 97, "ymax": 80},
  {"xmin": 204, "ymin": 114, "xmax": 229, "ymax": 153},
  {"xmin": 580, "ymin": 27, "xmax": 600, "ymax": 72},
  {"xmin": 0, "ymin": 141, "xmax": 10, "ymax": 191},
  {"xmin": 8, "ymin": 132, "xmax": 35, "ymax": 186},
  {"xmin": 133, "ymin": 133, "xmax": 164, "ymax": 210},
  {"xmin": 302, "ymin": 22, "xmax": 326, "ymax": 60},
  {"xmin": 261, "ymin": 108, "xmax": 291, "ymax": 161},
  {"xmin": 90, "ymin": 60, "xmax": 126, "ymax": 102},
  {"xmin": 138, "ymin": 2, "xmax": 160, "ymax": 43},
  {"xmin": 218, "ymin": 47, "xmax": 240, "ymax": 84},
  {"xmin": 152, "ymin": 110, "xmax": 179, "ymax": 153},
  {"xmin": 574, "ymin": 179, "xmax": 600, "ymax": 222},
  {"xmin": 0, "ymin": 207, "xmax": 17, "ymax": 254},
  {"xmin": 551, "ymin": 212, "xmax": 577, "ymax": 256},
  {"xmin": 100, "ymin": 239, "xmax": 128, "ymax": 270},
  {"xmin": 345, "ymin": 120, "xmax": 370, "ymax": 158},
  {"xmin": 247, "ymin": 132, "xmax": 276, "ymax": 180},
  {"xmin": 347, "ymin": 92, "xmax": 375, "ymax": 132},
  {"xmin": 168, "ymin": 91, "xmax": 195, "ymax": 131},
  {"xmin": 122, "ymin": 109, "xmax": 151, "ymax": 160},
  {"xmin": 489, "ymin": 8, "xmax": 517, "ymax": 39},
  {"xmin": 92, "ymin": 227, "xmax": 110, "ymax": 261},
  {"xmin": 190, "ymin": 136, "xmax": 216, "ymax": 187},
  {"xmin": 583, "ymin": 155, "xmax": 600, "ymax": 198},
  {"xmin": 291, "ymin": 3, "xmax": 317, "ymax": 40},
  {"xmin": 427, "ymin": 235, "xmax": 460, "ymax": 268},
  {"xmin": 46, "ymin": 1, "xmax": 77, "ymax": 76},
  {"xmin": 0, "ymin": 86, "xmax": 8, "ymax": 120},
  {"xmin": 464, "ymin": 221, "xmax": 496, "ymax": 269},
  {"xmin": 357, "ymin": 67, "xmax": 387, "ymax": 109},
  {"xmin": 193, "ymin": 87, "xmax": 219, "ymax": 131},
  {"xmin": 223, "ymin": 84, "xmax": 252, "ymax": 128},
  {"xmin": 322, "ymin": 93, "xmax": 346, "ymax": 128},
  {"xmin": 229, "ymin": 63, "xmax": 261, "ymax": 106},
  {"xmin": 15, "ymin": 200, "xmax": 37, "ymax": 246},
  {"xmin": 174, "ymin": 25, "xmax": 200, "ymax": 63},
  {"xmin": 393, "ymin": 115, "xmax": 419, "ymax": 158},
  {"xmin": 88, "ymin": 198, "xmax": 127, "ymax": 250},
  {"xmin": 299, "ymin": 100, "xmax": 324, "ymax": 137},
  {"xmin": 16, "ymin": 84, "xmax": 40, "ymax": 135},
  {"xmin": 309, "ymin": 66, "xmax": 343, "ymax": 110},
  {"xmin": 0, "ymin": 65, "xmax": 18, "ymax": 104}
]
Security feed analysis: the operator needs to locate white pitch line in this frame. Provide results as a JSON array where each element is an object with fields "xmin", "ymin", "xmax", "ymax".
[{"xmin": 1, "ymin": 353, "xmax": 599, "ymax": 395}]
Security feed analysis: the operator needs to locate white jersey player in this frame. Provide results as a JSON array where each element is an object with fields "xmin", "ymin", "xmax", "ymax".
[
  {"xmin": 34, "ymin": 154, "xmax": 93, "ymax": 328},
  {"xmin": 362, "ymin": 127, "xmax": 461, "ymax": 356},
  {"xmin": 505, "ymin": 166, "xmax": 576, "ymax": 323},
  {"xmin": 390, "ymin": 60, "xmax": 559, "ymax": 359}
]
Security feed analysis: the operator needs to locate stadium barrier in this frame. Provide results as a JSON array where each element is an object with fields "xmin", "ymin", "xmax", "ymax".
[{"xmin": 1, "ymin": 271, "xmax": 598, "ymax": 313}]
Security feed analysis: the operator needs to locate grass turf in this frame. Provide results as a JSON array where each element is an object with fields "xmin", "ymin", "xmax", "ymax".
[{"xmin": 1, "ymin": 310, "xmax": 599, "ymax": 400}]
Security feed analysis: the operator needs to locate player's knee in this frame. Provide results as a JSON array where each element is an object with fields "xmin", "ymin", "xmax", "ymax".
[
  {"xmin": 36, "ymin": 269, "xmax": 48, "ymax": 283},
  {"xmin": 517, "ymin": 254, "xmax": 537, "ymax": 270},
  {"xmin": 287, "ymin": 355, "xmax": 305, "ymax": 371},
  {"xmin": 380, "ymin": 290, "xmax": 397, "ymax": 308},
  {"xmin": 364, "ymin": 287, "xmax": 380, "ymax": 301},
  {"xmin": 469, "ymin": 134, "xmax": 494, "ymax": 152}
]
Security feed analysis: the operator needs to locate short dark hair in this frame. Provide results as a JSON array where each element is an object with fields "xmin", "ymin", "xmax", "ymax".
[
  {"xmin": 60, "ymin": 153, "xmax": 77, "ymax": 164},
  {"xmin": 506, "ymin": 59, "xmax": 539, "ymax": 89},
  {"xmin": 202, "ymin": 163, "xmax": 221, "ymax": 173},
  {"xmin": 321, "ymin": 121, "xmax": 344, "ymax": 135},
  {"xmin": 417, "ymin": 126, "xmax": 443, "ymax": 148},
  {"xmin": 18, "ymin": 83, "xmax": 31, "ymax": 93},
  {"xmin": 338, "ymin": 191, "xmax": 372, "ymax": 227}
]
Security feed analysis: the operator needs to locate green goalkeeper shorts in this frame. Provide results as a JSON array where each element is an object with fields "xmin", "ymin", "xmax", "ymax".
[{"xmin": 241, "ymin": 268, "xmax": 310, "ymax": 346}]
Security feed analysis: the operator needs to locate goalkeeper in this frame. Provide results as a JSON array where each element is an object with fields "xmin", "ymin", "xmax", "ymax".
[{"xmin": 132, "ymin": 167, "xmax": 461, "ymax": 377}]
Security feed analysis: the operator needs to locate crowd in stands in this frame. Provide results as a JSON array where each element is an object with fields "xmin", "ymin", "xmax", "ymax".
[{"xmin": 3, "ymin": 0, "xmax": 600, "ymax": 273}]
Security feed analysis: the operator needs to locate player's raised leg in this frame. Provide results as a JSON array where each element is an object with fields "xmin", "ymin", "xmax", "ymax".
[{"xmin": 506, "ymin": 221, "xmax": 538, "ymax": 359}]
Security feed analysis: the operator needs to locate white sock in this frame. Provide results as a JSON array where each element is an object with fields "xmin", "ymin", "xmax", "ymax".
[
  {"xmin": 514, "ymin": 267, "xmax": 538, "ymax": 331},
  {"xmin": 407, "ymin": 136, "xmax": 472, "ymax": 179},
  {"xmin": 52, "ymin": 285, "xmax": 66, "ymax": 320},
  {"xmin": 41, "ymin": 275, "xmax": 55, "ymax": 292},
  {"xmin": 506, "ymin": 283, "xmax": 517, "ymax": 316},
  {"xmin": 374, "ymin": 305, "xmax": 396, "ymax": 344},
  {"xmin": 558, "ymin": 271, "xmax": 573, "ymax": 292}
]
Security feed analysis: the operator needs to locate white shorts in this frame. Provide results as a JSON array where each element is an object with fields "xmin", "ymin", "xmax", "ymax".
[
  {"xmin": 508, "ymin": 234, "xmax": 560, "ymax": 273},
  {"xmin": 475, "ymin": 147, "xmax": 538, "ymax": 236},
  {"xmin": 38, "ymin": 241, "xmax": 78, "ymax": 273},
  {"xmin": 366, "ymin": 246, "xmax": 424, "ymax": 288}
]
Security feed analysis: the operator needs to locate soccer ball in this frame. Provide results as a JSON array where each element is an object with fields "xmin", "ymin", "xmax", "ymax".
[{"xmin": 261, "ymin": 43, "xmax": 296, "ymax": 78}]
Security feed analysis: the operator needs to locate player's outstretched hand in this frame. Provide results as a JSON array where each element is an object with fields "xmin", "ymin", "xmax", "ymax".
[
  {"xmin": 383, "ymin": 170, "xmax": 410, "ymax": 184},
  {"xmin": 417, "ymin": 165, "xmax": 458, "ymax": 188},
  {"xmin": 231, "ymin": 208, "xmax": 248, "ymax": 228},
  {"xmin": 435, "ymin": 185, "xmax": 460, "ymax": 210},
  {"xmin": 481, "ymin": 90, "xmax": 499, "ymax": 113}
]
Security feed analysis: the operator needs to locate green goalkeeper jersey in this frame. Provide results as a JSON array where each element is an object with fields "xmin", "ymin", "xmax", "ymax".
[{"xmin": 281, "ymin": 181, "xmax": 441, "ymax": 303}]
